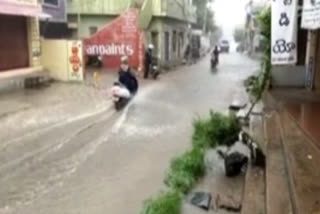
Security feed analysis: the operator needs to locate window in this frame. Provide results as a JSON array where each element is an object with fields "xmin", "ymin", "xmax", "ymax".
[
  {"xmin": 297, "ymin": 17, "xmax": 307, "ymax": 66},
  {"xmin": 43, "ymin": 0, "xmax": 59, "ymax": 7},
  {"xmin": 172, "ymin": 31, "xmax": 177, "ymax": 52},
  {"xmin": 151, "ymin": 32, "xmax": 159, "ymax": 54},
  {"xmin": 180, "ymin": 32, "xmax": 184, "ymax": 47},
  {"xmin": 89, "ymin": 26, "xmax": 98, "ymax": 35},
  {"xmin": 165, "ymin": 32, "xmax": 170, "ymax": 61}
]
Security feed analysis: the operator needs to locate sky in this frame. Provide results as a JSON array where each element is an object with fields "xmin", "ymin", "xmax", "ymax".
[{"xmin": 210, "ymin": 0, "xmax": 249, "ymax": 44}]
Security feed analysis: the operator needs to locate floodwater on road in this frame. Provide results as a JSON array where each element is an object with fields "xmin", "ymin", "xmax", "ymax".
[{"xmin": 0, "ymin": 53, "xmax": 259, "ymax": 214}]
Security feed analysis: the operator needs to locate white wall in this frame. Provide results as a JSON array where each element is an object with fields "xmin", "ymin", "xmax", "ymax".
[{"xmin": 41, "ymin": 39, "xmax": 69, "ymax": 81}]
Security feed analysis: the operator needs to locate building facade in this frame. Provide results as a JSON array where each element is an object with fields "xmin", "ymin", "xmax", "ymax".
[
  {"xmin": 67, "ymin": 0, "xmax": 132, "ymax": 38},
  {"xmin": 40, "ymin": 0, "xmax": 68, "ymax": 38},
  {"xmin": 67, "ymin": 0, "xmax": 196, "ymax": 68},
  {"xmin": 271, "ymin": 0, "xmax": 308, "ymax": 87},
  {"xmin": 144, "ymin": 0, "xmax": 196, "ymax": 67},
  {"xmin": 245, "ymin": 0, "xmax": 267, "ymax": 55},
  {"xmin": 0, "ymin": 0, "xmax": 43, "ymax": 72}
]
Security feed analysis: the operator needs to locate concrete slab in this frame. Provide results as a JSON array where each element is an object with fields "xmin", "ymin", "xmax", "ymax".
[
  {"xmin": 280, "ymin": 111, "xmax": 320, "ymax": 214},
  {"xmin": 241, "ymin": 165, "xmax": 265, "ymax": 214},
  {"xmin": 183, "ymin": 143, "xmax": 250, "ymax": 214},
  {"xmin": 265, "ymin": 113, "xmax": 293, "ymax": 214}
]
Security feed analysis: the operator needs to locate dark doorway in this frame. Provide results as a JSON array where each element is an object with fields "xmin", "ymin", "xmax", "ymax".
[
  {"xmin": 0, "ymin": 15, "xmax": 29, "ymax": 71},
  {"xmin": 151, "ymin": 31, "xmax": 159, "ymax": 56},
  {"xmin": 165, "ymin": 32, "xmax": 170, "ymax": 61}
]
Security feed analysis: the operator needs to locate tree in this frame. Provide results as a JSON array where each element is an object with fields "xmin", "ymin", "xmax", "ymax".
[
  {"xmin": 193, "ymin": 0, "xmax": 216, "ymax": 33},
  {"xmin": 233, "ymin": 27, "xmax": 246, "ymax": 43},
  {"xmin": 211, "ymin": 26, "xmax": 222, "ymax": 43},
  {"xmin": 245, "ymin": 7, "xmax": 271, "ymax": 119},
  {"xmin": 168, "ymin": 0, "xmax": 217, "ymax": 33},
  {"xmin": 169, "ymin": 0, "xmax": 190, "ymax": 21}
]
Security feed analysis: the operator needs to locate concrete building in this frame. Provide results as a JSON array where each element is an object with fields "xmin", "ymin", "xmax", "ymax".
[
  {"xmin": 67, "ymin": 0, "xmax": 196, "ymax": 67},
  {"xmin": 0, "ymin": 0, "xmax": 43, "ymax": 72},
  {"xmin": 271, "ymin": 0, "xmax": 308, "ymax": 87},
  {"xmin": 244, "ymin": 0, "xmax": 268, "ymax": 55},
  {"xmin": 141, "ymin": 0, "xmax": 196, "ymax": 67},
  {"xmin": 303, "ymin": 29, "xmax": 320, "ymax": 90},
  {"xmin": 40, "ymin": 0, "xmax": 68, "ymax": 38}
]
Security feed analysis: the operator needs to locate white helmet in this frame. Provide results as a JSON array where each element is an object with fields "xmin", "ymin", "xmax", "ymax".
[
  {"xmin": 148, "ymin": 44, "xmax": 154, "ymax": 49},
  {"xmin": 121, "ymin": 56, "xmax": 128, "ymax": 64}
]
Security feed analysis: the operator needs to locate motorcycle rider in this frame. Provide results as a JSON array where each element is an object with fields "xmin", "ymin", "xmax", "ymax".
[
  {"xmin": 212, "ymin": 45, "xmax": 220, "ymax": 64},
  {"xmin": 118, "ymin": 56, "xmax": 138, "ymax": 96},
  {"xmin": 144, "ymin": 44, "xmax": 154, "ymax": 79}
]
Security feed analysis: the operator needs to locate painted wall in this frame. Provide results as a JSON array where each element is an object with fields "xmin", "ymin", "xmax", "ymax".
[
  {"xmin": 146, "ymin": 17, "xmax": 188, "ymax": 68},
  {"xmin": 162, "ymin": 0, "xmax": 196, "ymax": 23},
  {"xmin": 28, "ymin": 18, "xmax": 41, "ymax": 67},
  {"xmin": 41, "ymin": 39, "xmax": 69, "ymax": 81},
  {"xmin": 17, "ymin": 0, "xmax": 38, "ymax": 5},
  {"xmin": 139, "ymin": 0, "xmax": 153, "ymax": 29},
  {"xmin": 152, "ymin": 0, "xmax": 163, "ymax": 16},
  {"xmin": 67, "ymin": 0, "xmax": 131, "ymax": 15},
  {"xmin": 0, "ymin": 0, "xmax": 41, "ymax": 71},
  {"xmin": 42, "ymin": 0, "xmax": 67, "ymax": 23},
  {"xmin": 272, "ymin": 66, "xmax": 305, "ymax": 87},
  {"xmin": 14, "ymin": 0, "xmax": 42, "ymax": 67},
  {"xmin": 41, "ymin": 39, "xmax": 84, "ymax": 82},
  {"xmin": 68, "ymin": 14, "xmax": 115, "ymax": 38},
  {"xmin": 313, "ymin": 30, "xmax": 320, "ymax": 89}
]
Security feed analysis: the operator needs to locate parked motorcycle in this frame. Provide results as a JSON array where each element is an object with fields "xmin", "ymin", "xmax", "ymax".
[{"xmin": 151, "ymin": 57, "xmax": 160, "ymax": 79}]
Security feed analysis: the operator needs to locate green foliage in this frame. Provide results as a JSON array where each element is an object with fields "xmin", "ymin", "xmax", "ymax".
[
  {"xmin": 258, "ymin": 8, "xmax": 271, "ymax": 42},
  {"xmin": 193, "ymin": 0, "xmax": 216, "ymax": 33},
  {"xmin": 140, "ymin": 191, "xmax": 181, "ymax": 214},
  {"xmin": 246, "ymin": 7, "xmax": 271, "ymax": 106},
  {"xmin": 164, "ymin": 147, "xmax": 205, "ymax": 194},
  {"xmin": 192, "ymin": 111, "xmax": 241, "ymax": 148},
  {"xmin": 139, "ymin": 108, "xmax": 242, "ymax": 214}
]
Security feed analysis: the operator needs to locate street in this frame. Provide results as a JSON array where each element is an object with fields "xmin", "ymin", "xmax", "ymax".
[{"xmin": 0, "ymin": 53, "xmax": 259, "ymax": 214}]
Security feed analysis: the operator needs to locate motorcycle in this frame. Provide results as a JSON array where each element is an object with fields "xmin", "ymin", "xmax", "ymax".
[
  {"xmin": 211, "ymin": 54, "xmax": 218, "ymax": 70},
  {"xmin": 151, "ymin": 57, "xmax": 160, "ymax": 79}
]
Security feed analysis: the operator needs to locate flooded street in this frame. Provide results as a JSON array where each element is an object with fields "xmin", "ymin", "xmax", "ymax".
[{"xmin": 0, "ymin": 53, "xmax": 259, "ymax": 214}]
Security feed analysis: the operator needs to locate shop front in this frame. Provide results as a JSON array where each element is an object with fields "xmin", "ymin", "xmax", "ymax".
[
  {"xmin": 84, "ymin": 9, "xmax": 145, "ymax": 71},
  {"xmin": 0, "ymin": 0, "xmax": 50, "ymax": 73},
  {"xmin": 0, "ymin": 15, "xmax": 29, "ymax": 71}
]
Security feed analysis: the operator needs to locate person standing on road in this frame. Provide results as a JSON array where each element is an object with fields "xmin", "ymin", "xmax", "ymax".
[{"xmin": 144, "ymin": 44, "xmax": 154, "ymax": 79}]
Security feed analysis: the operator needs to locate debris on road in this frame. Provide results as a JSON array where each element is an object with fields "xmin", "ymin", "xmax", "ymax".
[
  {"xmin": 229, "ymin": 100, "xmax": 247, "ymax": 118},
  {"xmin": 216, "ymin": 194, "xmax": 242, "ymax": 212},
  {"xmin": 187, "ymin": 192, "xmax": 212, "ymax": 211}
]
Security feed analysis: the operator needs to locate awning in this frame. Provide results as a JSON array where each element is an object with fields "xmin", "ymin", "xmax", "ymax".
[{"xmin": 0, "ymin": 0, "xmax": 52, "ymax": 19}]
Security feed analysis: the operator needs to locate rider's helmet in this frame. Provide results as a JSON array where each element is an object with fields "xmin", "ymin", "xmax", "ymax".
[
  {"xmin": 148, "ymin": 44, "xmax": 154, "ymax": 50},
  {"xmin": 121, "ymin": 56, "xmax": 128, "ymax": 64}
]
